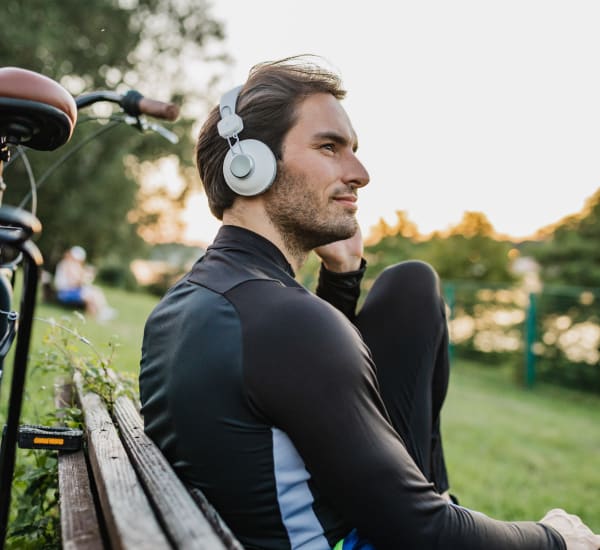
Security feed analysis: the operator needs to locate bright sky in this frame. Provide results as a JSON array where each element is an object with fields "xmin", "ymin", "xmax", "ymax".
[{"xmin": 185, "ymin": 0, "xmax": 600, "ymax": 245}]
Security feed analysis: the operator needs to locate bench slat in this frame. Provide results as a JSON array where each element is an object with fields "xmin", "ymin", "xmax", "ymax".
[
  {"xmin": 74, "ymin": 373, "xmax": 172, "ymax": 549},
  {"xmin": 113, "ymin": 395, "xmax": 234, "ymax": 550},
  {"xmin": 58, "ymin": 451, "xmax": 104, "ymax": 550},
  {"xmin": 55, "ymin": 379, "xmax": 104, "ymax": 550}
]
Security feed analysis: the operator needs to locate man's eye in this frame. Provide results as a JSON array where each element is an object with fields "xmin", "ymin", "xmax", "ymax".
[{"xmin": 321, "ymin": 143, "xmax": 335, "ymax": 152}]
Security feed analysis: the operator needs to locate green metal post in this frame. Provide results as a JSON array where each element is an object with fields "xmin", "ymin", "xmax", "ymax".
[{"xmin": 525, "ymin": 292, "xmax": 537, "ymax": 388}]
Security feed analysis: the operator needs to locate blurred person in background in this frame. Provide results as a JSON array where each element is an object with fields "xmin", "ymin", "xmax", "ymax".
[{"xmin": 54, "ymin": 245, "xmax": 116, "ymax": 322}]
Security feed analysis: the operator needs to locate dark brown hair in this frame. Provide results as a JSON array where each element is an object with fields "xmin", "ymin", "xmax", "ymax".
[{"xmin": 195, "ymin": 55, "xmax": 346, "ymax": 219}]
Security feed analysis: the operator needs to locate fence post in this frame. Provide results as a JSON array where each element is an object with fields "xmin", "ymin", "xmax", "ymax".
[{"xmin": 525, "ymin": 292, "xmax": 537, "ymax": 388}]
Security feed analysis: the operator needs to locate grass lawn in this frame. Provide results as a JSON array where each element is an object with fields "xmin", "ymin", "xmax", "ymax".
[
  {"xmin": 0, "ymin": 285, "xmax": 160, "ymax": 426},
  {"xmin": 1, "ymin": 285, "xmax": 599, "ymax": 535},
  {"xmin": 443, "ymin": 359, "xmax": 600, "ymax": 532},
  {"xmin": 31, "ymin": 285, "xmax": 160, "ymax": 373}
]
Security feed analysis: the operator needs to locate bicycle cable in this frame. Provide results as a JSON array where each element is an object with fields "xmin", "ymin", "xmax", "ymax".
[
  {"xmin": 17, "ymin": 120, "xmax": 121, "ymax": 210},
  {"xmin": 14, "ymin": 146, "xmax": 36, "ymax": 217}
]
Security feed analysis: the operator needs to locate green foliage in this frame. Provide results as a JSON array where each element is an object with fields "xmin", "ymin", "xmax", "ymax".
[
  {"xmin": 364, "ymin": 233, "xmax": 420, "ymax": 279},
  {"xmin": 363, "ymin": 210, "xmax": 516, "ymax": 290},
  {"xmin": 445, "ymin": 282, "xmax": 525, "ymax": 367},
  {"xmin": 526, "ymin": 189, "xmax": 600, "ymax": 287},
  {"xmin": 7, "ymin": 404, "xmax": 83, "ymax": 549},
  {"xmin": 518, "ymin": 189, "xmax": 600, "ymax": 390},
  {"xmin": 0, "ymin": 0, "xmax": 228, "ymax": 268},
  {"xmin": 97, "ymin": 259, "xmax": 140, "ymax": 290},
  {"xmin": 7, "ymin": 447, "xmax": 60, "ymax": 548},
  {"xmin": 36, "ymin": 316, "xmax": 137, "ymax": 407},
  {"xmin": 426, "ymin": 234, "xmax": 516, "ymax": 283},
  {"xmin": 531, "ymin": 287, "xmax": 600, "ymax": 392},
  {"xmin": 295, "ymin": 251, "xmax": 322, "ymax": 289}
]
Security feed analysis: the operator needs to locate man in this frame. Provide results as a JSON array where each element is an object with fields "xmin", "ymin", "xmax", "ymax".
[{"xmin": 139, "ymin": 56, "xmax": 599, "ymax": 549}]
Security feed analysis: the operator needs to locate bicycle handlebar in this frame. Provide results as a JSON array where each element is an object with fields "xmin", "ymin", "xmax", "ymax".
[{"xmin": 75, "ymin": 89, "xmax": 180, "ymax": 121}]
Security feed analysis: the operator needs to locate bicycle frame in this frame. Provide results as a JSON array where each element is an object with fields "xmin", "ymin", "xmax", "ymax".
[{"xmin": 0, "ymin": 233, "xmax": 42, "ymax": 544}]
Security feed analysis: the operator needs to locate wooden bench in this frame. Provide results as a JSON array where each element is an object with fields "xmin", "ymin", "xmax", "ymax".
[{"xmin": 56, "ymin": 374, "xmax": 243, "ymax": 549}]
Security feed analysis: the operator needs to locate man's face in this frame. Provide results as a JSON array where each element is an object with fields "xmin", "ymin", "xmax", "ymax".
[{"xmin": 264, "ymin": 93, "xmax": 370, "ymax": 253}]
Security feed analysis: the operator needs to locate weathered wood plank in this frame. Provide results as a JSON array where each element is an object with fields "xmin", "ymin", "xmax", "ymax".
[
  {"xmin": 55, "ymin": 380, "xmax": 104, "ymax": 550},
  {"xmin": 58, "ymin": 452, "xmax": 105, "ymax": 550},
  {"xmin": 73, "ymin": 373, "xmax": 171, "ymax": 549},
  {"xmin": 113, "ymin": 395, "xmax": 232, "ymax": 550}
]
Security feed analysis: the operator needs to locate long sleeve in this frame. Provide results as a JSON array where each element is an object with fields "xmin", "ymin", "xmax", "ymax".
[
  {"xmin": 430, "ymin": 309, "xmax": 451, "ymax": 495},
  {"xmin": 315, "ymin": 259, "xmax": 366, "ymax": 321},
  {"xmin": 242, "ymin": 289, "xmax": 566, "ymax": 550},
  {"xmin": 430, "ymin": 415, "xmax": 450, "ymax": 495}
]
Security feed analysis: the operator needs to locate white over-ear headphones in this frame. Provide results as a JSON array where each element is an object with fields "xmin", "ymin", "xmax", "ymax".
[{"xmin": 217, "ymin": 85, "xmax": 277, "ymax": 196}]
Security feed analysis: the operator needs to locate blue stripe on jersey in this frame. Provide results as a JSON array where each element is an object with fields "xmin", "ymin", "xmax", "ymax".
[{"xmin": 272, "ymin": 428, "xmax": 330, "ymax": 549}]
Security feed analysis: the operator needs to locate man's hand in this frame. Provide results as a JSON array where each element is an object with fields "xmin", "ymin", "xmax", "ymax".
[
  {"xmin": 314, "ymin": 227, "xmax": 364, "ymax": 273},
  {"xmin": 539, "ymin": 509, "xmax": 600, "ymax": 549}
]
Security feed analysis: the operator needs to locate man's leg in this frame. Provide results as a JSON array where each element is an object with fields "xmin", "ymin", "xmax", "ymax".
[{"xmin": 355, "ymin": 260, "xmax": 451, "ymax": 493}]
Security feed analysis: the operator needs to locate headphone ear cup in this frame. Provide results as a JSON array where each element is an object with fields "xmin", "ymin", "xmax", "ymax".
[{"xmin": 223, "ymin": 139, "xmax": 277, "ymax": 196}]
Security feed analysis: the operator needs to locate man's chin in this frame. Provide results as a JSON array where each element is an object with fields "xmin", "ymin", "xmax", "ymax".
[{"xmin": 315, "ymin": 221, "xmax": 358, "ymax": 246}]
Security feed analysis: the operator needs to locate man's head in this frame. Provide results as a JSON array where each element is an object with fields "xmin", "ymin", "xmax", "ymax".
[
  {"xmin": 196, "ymin": 55, "xmax": 369, "ymax": 258},
  {"xmin": 69, "ymin": 246, "xmax": 86, "ymax": 262},
  {"xmin": 196, "ymin": 56, "xmax": 348, "ymax": 220}
]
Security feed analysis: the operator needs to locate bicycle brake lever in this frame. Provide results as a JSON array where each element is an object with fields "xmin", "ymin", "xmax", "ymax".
[
  {"xmin": 146, "ymin": 122, "xmax": 179, "ymax": 144},
  {"xmin": 122, "ymin": 115, "xmax": 179, "ymax": 144}
]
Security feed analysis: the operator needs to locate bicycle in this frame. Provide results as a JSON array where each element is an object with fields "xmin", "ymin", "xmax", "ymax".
[{"xmin": 0, "ymin": 66, "xmax": 180, "ymax": 547}]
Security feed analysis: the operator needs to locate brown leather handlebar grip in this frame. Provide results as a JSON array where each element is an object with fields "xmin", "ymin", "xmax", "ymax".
[{"xmin": 137, "ymin": 97, "xmax": 180, "ymax": 121}]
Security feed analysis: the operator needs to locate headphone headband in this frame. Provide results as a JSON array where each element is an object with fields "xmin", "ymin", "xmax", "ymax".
[{"xmin": 217, "ymin": 85, "xmax": 244, "ymax": 139}]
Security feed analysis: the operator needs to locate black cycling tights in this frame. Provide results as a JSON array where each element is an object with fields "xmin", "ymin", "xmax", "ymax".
[{"xmin": 355, "ymin": 260, "xmax": 451, "ymax": 494}]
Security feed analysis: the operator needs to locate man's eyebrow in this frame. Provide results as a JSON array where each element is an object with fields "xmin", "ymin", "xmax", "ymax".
[{"xmin": 313, "ymin": 131, "xmax": 359, "ymax": 152}]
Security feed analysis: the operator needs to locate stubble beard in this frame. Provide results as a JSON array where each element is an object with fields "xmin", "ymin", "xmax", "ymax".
[{"xmin": 264, "ymin": 165, "xmax": 358, "ymax": 263}]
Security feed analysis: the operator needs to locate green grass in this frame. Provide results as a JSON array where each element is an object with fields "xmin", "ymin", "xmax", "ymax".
[
  {"xmin": 0, "ymin": 285, "xmax": 160, "ymax": 425},
  {"xmin": 2, "ymin": 287, "xmax": 600, "ymax": 535},
  {"xmin": 443, "ymin": 360, "xmax": 600, "ymax": 531},
  {"xmin": 32, "ymin": 285, "xmax": 160, "ymax": 372}
]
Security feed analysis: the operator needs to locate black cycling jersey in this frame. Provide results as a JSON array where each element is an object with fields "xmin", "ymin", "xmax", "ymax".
[{"xmin": 139, "ymin": 225, "xmax": 564, "ymax": 550}]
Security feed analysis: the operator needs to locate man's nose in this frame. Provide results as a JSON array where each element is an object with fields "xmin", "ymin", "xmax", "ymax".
[{"xmin": 345, "ymin": 156, "xmax": 370, "ymax": 189}]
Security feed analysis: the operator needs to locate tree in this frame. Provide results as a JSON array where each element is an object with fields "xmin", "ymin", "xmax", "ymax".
[
  {"xmin": 527, "ymin": 188, "xmax": 600, "ymax": 287},
  {"xmin": 365, "ymin": 210, "xmax": 420, "ymax": 245},
  {"xmin": 362, "ymin": 210, "xmax": 515, "ymax": 294},
  {"xmin": 521, "ymin": 189, "xmax": 600, "ymax": 392},
  {"xmin": 423, "ymin": 212, "xmax": 515, "ymax": 283},
  {"xmin": 447, "ymin": 211, "xmax": 495, "ymax": 239},
  {"xmin": 0, "ymin": 0, "xmax": 228, "ymax": 269}
]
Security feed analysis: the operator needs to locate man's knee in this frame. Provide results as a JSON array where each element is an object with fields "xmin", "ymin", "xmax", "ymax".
[
  {"xmin": 379, "ymin": 260, "xmax": 441, "ymax": 298},
  {"xmin": 367, "ymin": 260, "xmax": 445, "ymax": 325},
  {"xmin": 359, "ymin": 259, "xmax": 446, "ymax": 349}
]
